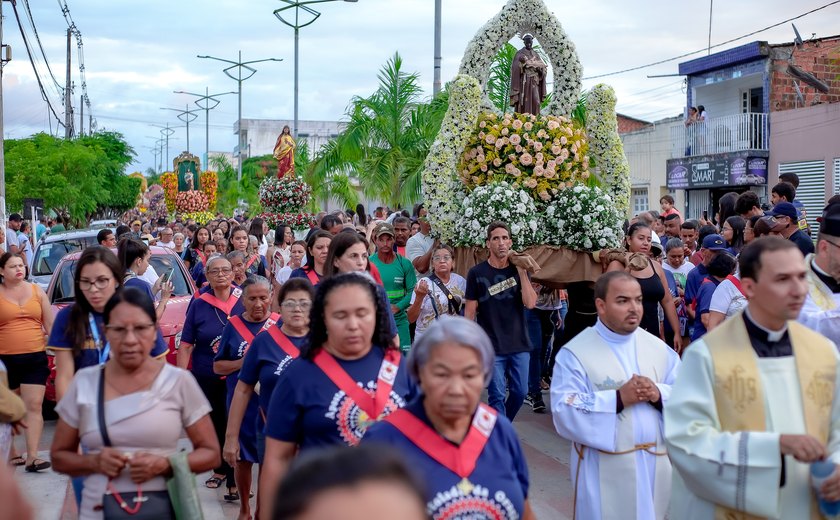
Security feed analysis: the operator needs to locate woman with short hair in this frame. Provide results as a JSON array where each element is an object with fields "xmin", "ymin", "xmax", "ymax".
[{"xmin": 365, "ymin": 316, "xmax": 534, "ymax": 519}]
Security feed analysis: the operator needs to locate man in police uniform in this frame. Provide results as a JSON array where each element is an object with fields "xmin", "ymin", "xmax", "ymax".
[{"xmin": 798, "ymin": 202, "xmax": 840, "ymax": 345}]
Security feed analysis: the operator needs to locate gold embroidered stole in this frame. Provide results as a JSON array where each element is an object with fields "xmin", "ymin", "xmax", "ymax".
[
  {"xmin": 805, "ymin": 254, "xmax": 838, "ymax": 312},
  {"xmin": 705, "ymin": 314, "xmax": 836, "ymax": 520}
]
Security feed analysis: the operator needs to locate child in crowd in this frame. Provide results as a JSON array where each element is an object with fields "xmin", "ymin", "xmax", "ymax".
[{"xmin": 660, "ymin": 195, "xmax": 682, "ymax": 219}]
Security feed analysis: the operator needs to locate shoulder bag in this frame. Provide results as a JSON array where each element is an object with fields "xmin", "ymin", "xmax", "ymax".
[{"xmin": 428, "ymin": 274, "xmax": 463, "ymax": 316}]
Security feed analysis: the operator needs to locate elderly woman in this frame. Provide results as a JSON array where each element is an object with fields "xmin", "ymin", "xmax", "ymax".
[
  {"xmin": 259, "ymin": 273, "xmax": 416, "ymax": 517},
  {"xmin": 364, "ymin": 316, "xmax": 534, "ymax": 519},
  {"xmin": 406, "ymin": 244, "xmax": 466, "ymax": 339},
  {"xmin": 214, "ymin": 276, "xmax": 279, "ymax": 517},
  {"xmin": 227, "ymin": 251, "xmax": 249, "ymax": 287},
  {"xmin": 50, "ymin": 288, "xmax": 219, "ymax": 519},
  {"xmin": 178, "ymin": 254, "xmax": 245, "ymax": 496}
]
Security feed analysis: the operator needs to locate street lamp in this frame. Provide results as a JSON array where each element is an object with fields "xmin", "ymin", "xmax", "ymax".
[
  {"xmin": 198, "ymin": 52, "xmax": 283, "ymax": 182},
  {"xmin": 161, "ymin": 105, "xmax": 200, "ymax": 153},
  {"xmin": 174, "ymin": 88, "xmax": 237, "ymax": 169},
  {"xmin": 150, "ymin": 123, "xmax": 178, "ymax": 169},
  {"xmin": 273, "ymin": 0, "xmax": 358, "ymax": 139}
]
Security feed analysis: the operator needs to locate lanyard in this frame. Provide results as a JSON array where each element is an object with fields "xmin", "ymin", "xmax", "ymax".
[{"xmin": 89, "ymin": 313, "xmax": 110, "ymax": 365}]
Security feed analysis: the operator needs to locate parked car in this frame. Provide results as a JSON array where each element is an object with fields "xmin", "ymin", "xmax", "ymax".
[
  {"xmin": 30, "ymin": 229, "xmax": 113, "ymax": 291},
  {"xmin": 43, "ymin": 246, "xmax": 196, "ymax": 402}
]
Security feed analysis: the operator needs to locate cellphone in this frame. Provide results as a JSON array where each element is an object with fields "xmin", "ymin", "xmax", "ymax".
[
  {"xmin": 161, "ymin": 268, "xmax": 174, "ymax": 284},
  {"xmin": 702, "ymin": 210, "xmax": 708, "ymax": 220}
]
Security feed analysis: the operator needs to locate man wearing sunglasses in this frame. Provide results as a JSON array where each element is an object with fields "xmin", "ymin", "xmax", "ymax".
[
  {"xmin": 798, "ymin": 202, "xmax": 840, "ymax": 345},
  {"xmin": 766, "ymin": 201, "xmax": 814, "ymax": 257}
]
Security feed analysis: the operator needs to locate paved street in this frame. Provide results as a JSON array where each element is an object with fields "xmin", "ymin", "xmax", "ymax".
[{"xmin": 13, "ymin": 393, "xmax": 573, "ymax": 519}]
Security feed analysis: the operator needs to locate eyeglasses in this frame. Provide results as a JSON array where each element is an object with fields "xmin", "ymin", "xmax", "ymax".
[
  {"xmin": 105, "ymin": 323, "xmax": 156, "ymax": 338},
  {"xmin": 79, "ymin": 277, "xmax": 113, "ymax": 291},
  {"xmin": 432, "ymin": 255, "xmax": 452, "ymax": 262},
  {"xmin": 207, "ymin": 268, "xmax": 232, "ymax": 276},
  {"xmin": 281, "ymin": 300, "xmax": 312, "ymax": 311}
]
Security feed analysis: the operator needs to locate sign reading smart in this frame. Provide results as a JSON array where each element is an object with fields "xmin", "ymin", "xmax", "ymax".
[{"xmin": 666, "ymin": 151, "xmax": 768, "ymax": 189}]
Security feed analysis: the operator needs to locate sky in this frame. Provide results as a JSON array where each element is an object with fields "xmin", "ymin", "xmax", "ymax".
[{"xmin": 2, "ymin": 0, "xmax": 839, "ymax": 173}]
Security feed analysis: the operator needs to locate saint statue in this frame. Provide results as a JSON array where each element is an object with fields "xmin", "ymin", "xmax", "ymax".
[
  {"xmin": 273, "ymin": 125, "xmax": 296, "ymax": 178},
  {"xmin": 185, "ymin": 170, "xmax": 194, "ymax": 191},
  {"xmin": 510, "ymin": 34, "xmax": 547, "ymax": 115}
]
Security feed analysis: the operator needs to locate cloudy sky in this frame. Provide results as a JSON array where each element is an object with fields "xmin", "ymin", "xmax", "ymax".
[{"xmin": 2, "ymin": 0, "xmax": 838, "ymax": 172}]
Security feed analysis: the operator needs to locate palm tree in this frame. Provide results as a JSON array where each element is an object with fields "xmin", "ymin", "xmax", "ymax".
[{"xmin": 306, "ymin": 52, "xmax": 447, "ymax": 209}]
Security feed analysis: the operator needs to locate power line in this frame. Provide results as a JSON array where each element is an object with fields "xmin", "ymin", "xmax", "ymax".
[
  {"xmin": 57, "ymin": 0, "xmax": 94, "ymax": 131},
  {"xmin": 20, "ymin": 0, "xmax": 63, "ymax": 93},
  {"xmin": 583, "ymin": 0, "xmax": 840, "ymax": 80}
]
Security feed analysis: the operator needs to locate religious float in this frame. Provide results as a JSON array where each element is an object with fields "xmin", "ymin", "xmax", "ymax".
[
  {"xmin": 157, "ymin": 152, "xmax": 219, "ymax": 224},
  {"xmin": 257, "ymin": 127, "xmax": 316, "ymax": 230},
  {"xmin": 422, "ymin": 0, "xmax": 631, "ymax": 286}
]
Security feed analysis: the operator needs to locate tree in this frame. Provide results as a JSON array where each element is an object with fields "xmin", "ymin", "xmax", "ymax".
[{"xmin": 307, "ymin": 52, "xmax": 448, "ymax": 208}]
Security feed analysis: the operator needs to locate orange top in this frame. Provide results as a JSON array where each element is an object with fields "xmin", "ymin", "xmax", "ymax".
[{"xmin": 0, "ymin": 284, "xmax": 46, "ymax": 355}]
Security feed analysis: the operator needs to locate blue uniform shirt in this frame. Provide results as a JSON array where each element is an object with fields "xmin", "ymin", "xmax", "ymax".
[
  {"xmin": 181, "ymin": 288, "xmax": 246, "ymax": 378},
  {"xmin": 238, "ymin": 326, "xmax": 306, "ymax": 415}
]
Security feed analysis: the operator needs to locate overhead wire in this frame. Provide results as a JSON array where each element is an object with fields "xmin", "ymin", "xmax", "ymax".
[
  {"xmin": 57, "ymin": 0, "xmax": 94, "ymax": 131},
  {"xmin": 20, "ymin": 0, "xmax": 63, "ymax": 94},
  {"xmin": 582, "ymin": 0, "xmax": 840, "ymax": 80}
]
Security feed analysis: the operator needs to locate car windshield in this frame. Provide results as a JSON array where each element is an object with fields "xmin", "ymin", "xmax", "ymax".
[
  {"xmin": 51, "ymin": 253, "xmax": 193, "ymax": 303},
  {"xmin": 32, "ymin": 240, "xmax": 84, "ymax": 277}
]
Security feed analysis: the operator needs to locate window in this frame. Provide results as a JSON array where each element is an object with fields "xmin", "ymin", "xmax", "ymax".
[
  {"xmin": 833, "ymin": 158, "xmax": 840, "ymax": 195},
  {"xmin": 779, "ymin": 160, "xmax": 825, "ymax": 232},
  {"xmin": 632, "ymin": 188, "xmax": 649, "ymax": 214}
]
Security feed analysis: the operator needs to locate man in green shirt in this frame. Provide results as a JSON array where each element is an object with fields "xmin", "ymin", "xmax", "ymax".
[{"xmin": 370, "ymin": 222, "xmax": 417, "ymax": 354}]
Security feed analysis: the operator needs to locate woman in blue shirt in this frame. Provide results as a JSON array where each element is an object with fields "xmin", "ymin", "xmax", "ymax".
[
  {"xmin": 214, "ymin": 276, "xmax": 279, "ymax": 517},
  {"xmin": 259, "ymin": 273, "xmax": 416, "ymax": 517},
  {"xmin": 117, "ymin": 238, "xmax": 172, "ymax": 320},
  {"xmin": 177, "ymin": 254, "xmax": 245, "ymax": 498},
  {"xmin": 365, "ymin": 316, "xmax": 533, "ymax": 520}
]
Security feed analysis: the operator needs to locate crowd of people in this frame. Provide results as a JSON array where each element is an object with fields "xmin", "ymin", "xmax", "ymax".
[{"xmin": 1, "ymin": 173, "xmax": 840, "ymax": 519}]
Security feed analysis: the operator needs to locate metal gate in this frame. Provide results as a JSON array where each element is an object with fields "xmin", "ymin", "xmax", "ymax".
[{"xmin": 779, "ymin": 160, "xmax": 825, "ymax": 232}]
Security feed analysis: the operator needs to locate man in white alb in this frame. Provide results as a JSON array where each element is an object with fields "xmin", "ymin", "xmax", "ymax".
[
  {"xmin": 666, "ymin": 236, "xmax": 840, "ymax": 519},
  {"xmin": 798, "ymin": 202, "xmax": 840, "ymax": 346},
  {"xmin": 551, "ymin": 271, "xmax": 680, "ymax": 520}
]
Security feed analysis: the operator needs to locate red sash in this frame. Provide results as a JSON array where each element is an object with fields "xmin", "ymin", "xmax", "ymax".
[
  {"xmin": 229, "ymin": 313, "xmax": 279, "ymax": 350},
  {"xmin": 313, "ymin": 348, "xmax": 401, "ymax": 419},
  {"xmin": 198, "ymin": 286, "xmax": 242, "ymax": 318},
  {"xmin": 727, "ymin": 274, "xmax": 745, "ymax": 296},
  {"xmin": 267, "ymin": 325, "xmax": 302, "ymax": 359},
  {"xmin": 384, "ymin": 403, "xmax": 498, "ymax": 479},
  {"xmin": 306, "ymin": 268, "xmax": 320, "ymax": 286},
  {"xmin": 245, "ymin": 254, "xmax": 258, "ymax": 270},
  {"xmin": 196, "ymin": 250, "xmax": 207, "ymax": 265}
]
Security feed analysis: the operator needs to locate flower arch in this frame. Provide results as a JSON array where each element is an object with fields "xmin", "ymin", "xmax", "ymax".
[{"xmin": 458, "ymin": 0, "xmax": 583, "ymax": 117}]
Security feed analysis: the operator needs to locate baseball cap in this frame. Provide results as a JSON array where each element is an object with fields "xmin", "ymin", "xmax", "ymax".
[
  {"xmin": 649, "ymin": 239, "xmax": 663, "ymax": 256},
  {"xmin": 819, "ymin": 203, "xmax": 840, "ymax": 237},
  {"xmin": 372, "ymin": 222, "xmax": 395, "ymax": 239},
  {"xmin": 131, "ymin": 219, "xmax": 142, "ymax": 226},
  {"xmin": 766, "ymin": 202, "xmax": 798, "ymax": 220},
  {"xmin": 701, "ymin": 234, "xmax": 727, "ymax": 251}
]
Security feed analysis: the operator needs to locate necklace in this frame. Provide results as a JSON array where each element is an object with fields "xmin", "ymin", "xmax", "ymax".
[{"xmin": 213, "ymin": 307, "xmax": 227, "ymax": 326}]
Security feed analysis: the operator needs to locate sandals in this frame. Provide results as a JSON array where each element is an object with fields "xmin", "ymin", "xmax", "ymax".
[
  {"xmin": 24, "ymin": 459, "xmax": 51, "ymax": 472},
  {"xmin": 224, "ymin": 489, "xmax": 240, "ymax": 502},
  {"xmin": 8, "ymin": 456, "xmax": 25, "ymax": 467},
  {"xmin": 205, "ymin": 475, "xmax": 224, "ymax": 489}
]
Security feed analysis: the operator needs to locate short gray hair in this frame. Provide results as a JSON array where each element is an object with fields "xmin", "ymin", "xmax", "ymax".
[
  {"xmin": 205, "ymin": 254, "xmax": 229, "ymax": 271},
  {"xmin": 407, "ymin": 316, "xmax": 495, "ymax": 385},
  {"xmin": 240, "ymin": 274, "xmax": 271, "ymax": 294},
  {"xmin": 226, "ymin": 250, "xmax": 246, "ymax": 263}
]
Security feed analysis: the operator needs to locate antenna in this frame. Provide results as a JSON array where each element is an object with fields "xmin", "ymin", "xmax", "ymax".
[
  {"xmin": 793, "ymin": 81, "xmax": 805, "ymax": 107},
  {"xmin": 792, "ymin": 23, "xmax": 804, "ymax": 46}
]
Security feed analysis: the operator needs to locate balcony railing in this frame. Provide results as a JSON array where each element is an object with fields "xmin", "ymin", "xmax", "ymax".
[{"xmin": 670, "ymin": 112, "xmax": 769, "ymax": 158}]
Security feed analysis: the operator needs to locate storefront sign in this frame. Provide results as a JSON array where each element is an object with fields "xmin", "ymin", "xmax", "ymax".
[{"xmin": 666, "ymin": 151, "xmax": 768, "ymax": 189}]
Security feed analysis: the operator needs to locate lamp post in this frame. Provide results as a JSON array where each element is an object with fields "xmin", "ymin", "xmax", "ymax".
[
  {"xmin": 273, "ymin": 0, "xmax": 357, "ymax": 139},
  {"xmin": 174, "ymin": 88, "xmax": 237, "ymax": 169},
  {"xmin": 198, "ymin": 52, "xmax": 282, "ymax": 182},
  {"xmin": 150, "ymin": 123, "xmax": 178, "ymax": 170},
  {"xmin": 161, "ymin": 105, "xmax": 200, "ymax": 154}
]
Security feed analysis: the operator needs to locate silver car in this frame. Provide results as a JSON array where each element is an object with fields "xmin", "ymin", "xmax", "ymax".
[{"xmin": 29, "ymin": 229, "xmax": 112, "ymax": 291}]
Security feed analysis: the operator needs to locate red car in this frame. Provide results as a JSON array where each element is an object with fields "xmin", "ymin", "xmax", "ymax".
[{"xmin": 44, "ymin": 246, "xmax": 196, "ymax": 402}]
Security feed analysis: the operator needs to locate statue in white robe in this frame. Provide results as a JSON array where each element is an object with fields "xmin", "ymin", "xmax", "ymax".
[{"xmin": 551, "ymin": 272, "xmax": 680, "ymax": 520}]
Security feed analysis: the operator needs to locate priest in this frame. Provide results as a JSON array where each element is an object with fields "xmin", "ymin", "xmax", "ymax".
[
  {"xmin": 550, "ymin": 271, "xmax": 680, "ymax": 520},
  {"xmin": 665, "ymin": 236, "xmax": 840, "ymax": 519},
  {"xmin": 798, "ymin": 202, "xmax": 840, "ymax": 346}
]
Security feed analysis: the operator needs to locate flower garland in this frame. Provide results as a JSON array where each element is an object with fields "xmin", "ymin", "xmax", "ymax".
[
  {"xmin": 259, "ymin": 176, "xmax": 312, "ymax": 215},
  {"xmin": 160, "ymin": 172, "xmax": 178, "ymax": 213},
  {"xmin": 455, "ymin": 181, "xmax": 540, "ymax": 250},
  {"xmin": 259, "ymin": 212, "xmax": 316, "ymax": 231},
  {"xmin": 175, "ymin": 190, "xmax": 209, "ymax": 213},
  {"xmin": 458, "ymin": 0, "xmax": 582, "ymax": 117},
  {"xmin": 200, "ymin": 171, "xmax": 218, "ymax": 211},
  {"xmin": 145, "ymin": 185, "xmax": 167, "ymax": 223},
  {"xmin": 181, "ymin": 211, "xmax": 215, "ymax": 225},
  {"xmin": 459, "ymin": 112, "xmax": 589, "ymax": 202},
  {"xmin": 422, "ymin": 75, "xmax": 482, "ymax": 246},
  {"xmin": 586, "ymin": 84, "xmax": 631, "ymax": 215},
  {"xmin": 543, "ymin": 183, "xmax": 623, "ymax": 251}
]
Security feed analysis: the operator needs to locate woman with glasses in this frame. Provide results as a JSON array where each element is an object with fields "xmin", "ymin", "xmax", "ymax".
[
  {"xmin": 214, "ymin": 276, "xmax": 279, "ymax": 517},
  {"xmin": 259, "ymin": 273, "xmax": 416, "ymax": 517},
  {"xmin": 406, "ymin": 244, "xmax": 466, "ymax": 340},
  {"xmin": 0, "ymin": 252, "xmax": 53, "ymax": 472},
  {"xmin": 178, "ymin": 255, "xmax": 245, "ymax": 497},
  {"xmin": 721, "ymin": 216, "xmax": 746, "ymax": 256},
  {"xmin": 51, "ymin": 288, "xmax": 220, "ymax": 520}
]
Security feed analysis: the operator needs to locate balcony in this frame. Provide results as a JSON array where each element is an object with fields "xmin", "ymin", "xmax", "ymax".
[{"xmin": 670, "ymin": 112, "xmax": 768, "ymax": 158}]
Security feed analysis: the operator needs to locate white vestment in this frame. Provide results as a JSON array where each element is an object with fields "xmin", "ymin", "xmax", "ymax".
[
  {"xmin": 550, "ymin": 320, "xmax": 680, "ymax": 520},
  {"xmin": 798, "ymin": 254, "xmax": 840, "ymax": 347},
  {"xmin": 665, "ymin": 315, "xmax": 840, "ymax": 519}
]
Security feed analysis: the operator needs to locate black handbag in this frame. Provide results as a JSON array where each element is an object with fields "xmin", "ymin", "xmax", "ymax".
[
  {"xmin": 97, "ymin": 366, "xmax": 175, "ymax": 519},
  {"xmin": 428, "ymin": 274, "xmax": 463, "ymax": 316}
]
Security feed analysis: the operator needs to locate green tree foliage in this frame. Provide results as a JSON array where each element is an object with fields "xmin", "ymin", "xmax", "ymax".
[
  {"xmin": 307, "ymin": 52, "xmax": 448, "ymax": 208},
  {"xmin": 4, "ymin": 132, "xmax": 140, "ymax": 224}
]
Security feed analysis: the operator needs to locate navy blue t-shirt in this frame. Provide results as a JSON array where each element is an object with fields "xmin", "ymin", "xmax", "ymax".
[
  {"xmin": 181, "ymin": 287, "xmax": 246, "ymax": 378},
  {"xmin": 465, "ymin": 261, "xmax": 530, "ymax": 355},
  {"xmin": 365, "ymin": 398, "xmax": 529, "ymax": 519},
  {"xmin": 265, "ymin": 347, "xmax": 416, "ymax": 449},
  {"xmin": 48, "ymin": 305, "xmax": 169, "ymax": 371},
  {"xmin": 684, "ymin": 263, "xmax": 708, "ymax": 308},
  {"xmin": 691, "ymin": 277, "xmax": 721, "ymax": 341},
  {"xmin": 239, "ymin": 326, "xmax": 306, "ymax": 415},
  {"xmin": 214, "ymin": 315, "xmax": 272, "ymax": 398},
  {"xmin": 124, "ymin": 276, "xmax": 155, "ymax": 302}
]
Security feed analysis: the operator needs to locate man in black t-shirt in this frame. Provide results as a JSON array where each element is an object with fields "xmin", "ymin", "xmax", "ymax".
[
  {"xmin": 465, "ymin": 221, "xmax": 538, "ymax": 421},
  {"xmin": 767, "ymin": 202, "xmax": 814, "ymax": 257}
]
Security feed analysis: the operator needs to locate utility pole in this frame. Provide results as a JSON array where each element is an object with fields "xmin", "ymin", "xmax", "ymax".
[
  {"xmin": 79, "ymin": 94, "xmax": 84, "ymax": 136},
  {"xmin": 433, "ymin": 0, "xmax": 442, "ymax": 96},
  {"xmin": 0, "ymin": 0, "xmax": 7, "ymax": 228},
  {"xmin": 64, "ymin": 28, "xmax": 72, "ymax": 139}
]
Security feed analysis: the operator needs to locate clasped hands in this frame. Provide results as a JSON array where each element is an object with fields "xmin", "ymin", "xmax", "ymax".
[
  {"xmin": 95, "ymin": 448, "xmax": 170, "ymax": 483},
  {"xmin": 618, "ymin": 374, "xmax": 660, "ymax": 406}
]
